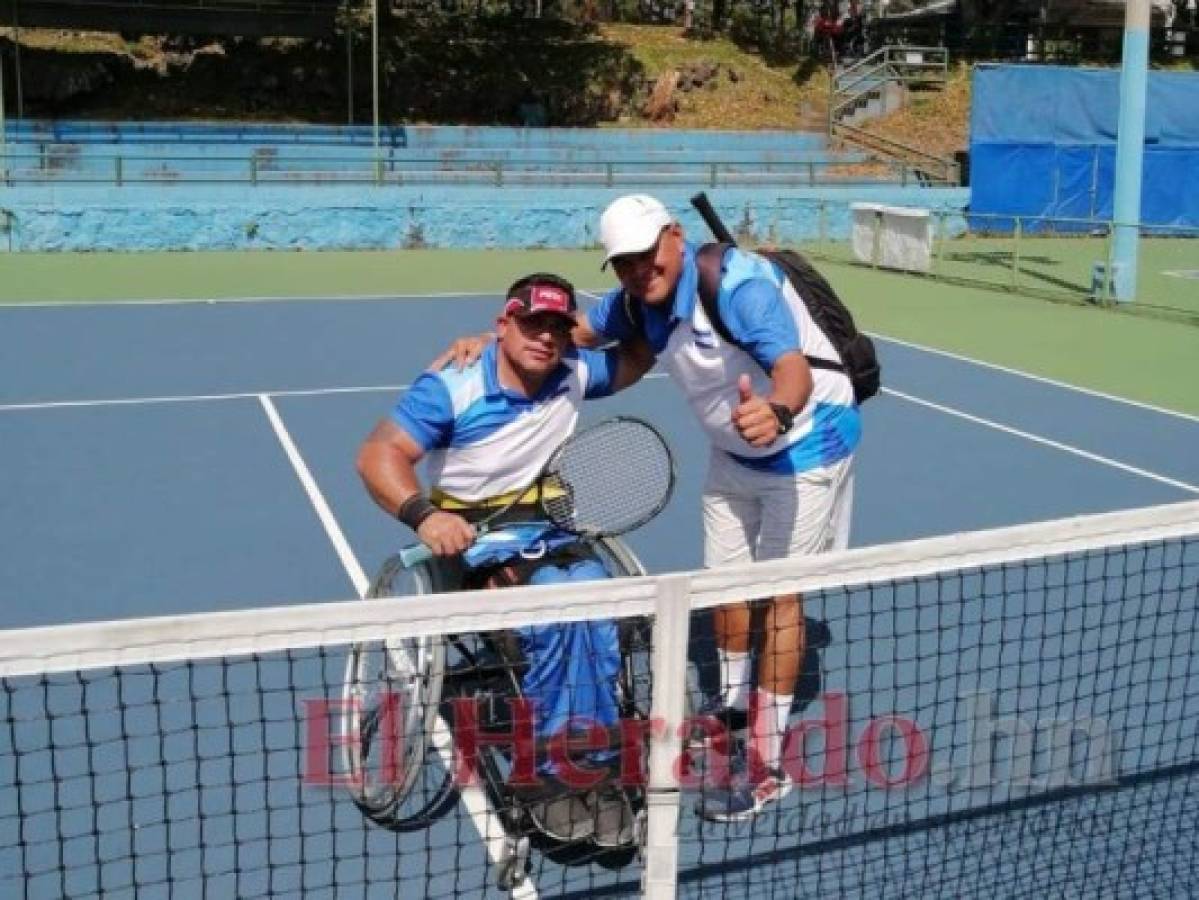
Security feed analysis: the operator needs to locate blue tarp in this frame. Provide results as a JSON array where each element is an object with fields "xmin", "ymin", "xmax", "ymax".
[{"xmin": 969, "ymin": 65, "xmax": 1199, "ymax": 228}]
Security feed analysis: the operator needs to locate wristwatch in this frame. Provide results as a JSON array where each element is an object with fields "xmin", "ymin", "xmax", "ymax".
[{"xmin": 769, "ymin": 402, "xmax": 794, "ymax": 435}]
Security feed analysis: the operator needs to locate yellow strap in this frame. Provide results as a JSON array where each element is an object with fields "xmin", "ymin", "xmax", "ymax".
[{"xmin": 431, "ymin": 481, "xmax": 566, "ymax": 511}]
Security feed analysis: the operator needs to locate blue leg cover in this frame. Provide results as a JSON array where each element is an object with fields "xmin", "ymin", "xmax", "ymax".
[{"xmin": 517, "ymin": 559, "xmax": 622, "ymax": 748}]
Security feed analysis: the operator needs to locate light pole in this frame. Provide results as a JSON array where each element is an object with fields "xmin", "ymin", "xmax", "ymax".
[
  {"xmin": 372, "ymin": 0, "xmax": 380, "ymax": 161},
  {"xmin": 1111, "ymin": 0, "xmax": 1150, "ymax": 302},
  {"xmin": 1, "ymin": 42, "xmax": 7, "ymax": 180}
]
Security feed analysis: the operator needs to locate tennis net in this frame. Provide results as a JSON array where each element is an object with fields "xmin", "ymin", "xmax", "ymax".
[{"xmin": 1, "ymin": 500, "xmax": 1196, "ymax": 898}]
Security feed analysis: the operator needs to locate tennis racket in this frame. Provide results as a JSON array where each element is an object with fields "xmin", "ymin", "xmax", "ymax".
[{"xmin": 399, "ymin": 416, "xmax": 675, "ymax": 567}]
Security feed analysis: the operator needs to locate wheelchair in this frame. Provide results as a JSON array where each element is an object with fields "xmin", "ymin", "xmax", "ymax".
[{"xmin": 340, "ymin": 524, "xmax": 654, "ymax": 890}]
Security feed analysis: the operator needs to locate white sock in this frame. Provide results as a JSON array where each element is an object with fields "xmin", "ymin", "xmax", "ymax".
[
  {"xmin": 751, "ymin": 689, "xmax": 794, "ymax": 772},
  {"xmin": 717, "ymin": 649, "xmax": 751, "ymax": 711}
]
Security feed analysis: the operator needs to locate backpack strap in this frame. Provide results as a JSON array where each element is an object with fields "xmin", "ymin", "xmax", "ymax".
[
  {"xmin": 693, "ymin": 242, "xmax": 740, "ymax": 349},
  {"xmin": 620, "ymin": 288, "xmax": 644, "ymax": 337},
  {"xmin": 694, "ymin": 242, "xmax": 846, "ymax": 375}
]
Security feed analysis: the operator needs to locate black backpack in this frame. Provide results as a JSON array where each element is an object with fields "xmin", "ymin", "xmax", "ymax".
[{"xmin": 693, "ymin": 242, "xmax": 881, "ymax": 405}]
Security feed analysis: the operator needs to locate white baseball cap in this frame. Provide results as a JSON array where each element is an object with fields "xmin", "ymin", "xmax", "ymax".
[{"xmin": 599, "ymin": 194, "xmax": 673, "ymax": 267}]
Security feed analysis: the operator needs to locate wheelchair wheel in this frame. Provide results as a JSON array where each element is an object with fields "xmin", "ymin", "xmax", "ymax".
[
  {"xmin": 562, "ymin": 537, "xmax": 652, "ymax": 870},
  {"xmin": 593, "ymin": 535, "xmax": 648, "ymax": 578},
  {"xmin": 592, "ymin": 537, "xmax": 655, "ymax": 721},
  {"xmin": 596, "ymin": 536, "xmax": 702, "ymax": 804},
  {"xmin": 341, "ymin": 554, "xmax": 452, "ymax": 830}
]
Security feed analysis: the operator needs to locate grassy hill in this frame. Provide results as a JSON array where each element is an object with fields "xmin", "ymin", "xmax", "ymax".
[
  {"xmin": 597, "ymin": 24, "xmax": 830, "ymax": 131},
  {"xmin": 0, "ymin": 22, "xmax": 969, "ymax": 149}
]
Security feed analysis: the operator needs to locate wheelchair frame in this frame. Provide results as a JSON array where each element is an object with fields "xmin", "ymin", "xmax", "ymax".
[{"xmin": 340, "ymin": 535, "xmax": 653, "ymax": 888}]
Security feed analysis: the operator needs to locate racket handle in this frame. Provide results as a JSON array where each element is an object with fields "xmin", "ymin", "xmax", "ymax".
[
  {"xmin": 399, "ymin": 544, "xmax": 435, "ymax": 568},
  {"xmin": 690, "ymin": 192, "xmax": 737, "ymax": 245}
]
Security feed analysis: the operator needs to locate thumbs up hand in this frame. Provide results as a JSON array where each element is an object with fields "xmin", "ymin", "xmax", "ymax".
[
  {"xmin": 737, "ymin": 374, "xmax": 753, "ymax": 404},
  {"xmin": 732, "ymin": 374, "xmax": 784, "ymax": 448}
]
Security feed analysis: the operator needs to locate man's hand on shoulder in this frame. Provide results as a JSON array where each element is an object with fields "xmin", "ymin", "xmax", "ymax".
[
  {"xmin": 428, "ymin": 332, "xmax": 494, "ymax": 372},
  {"xmin": 417, "ymin": 510, "xmax": 476, "ymax": 557},
  {"xmin": 428, "ymin": 309, "xmax": 595, "ymax": 371}
]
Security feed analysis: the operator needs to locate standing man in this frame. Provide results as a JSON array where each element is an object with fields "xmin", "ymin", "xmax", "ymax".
[
  {"xmin": 589, "ymin": 194, "xmax": 860, "ymax": 822},
  {"xmin": 435, "ymin": 195, "xmax": 861, "ymax": 822}
]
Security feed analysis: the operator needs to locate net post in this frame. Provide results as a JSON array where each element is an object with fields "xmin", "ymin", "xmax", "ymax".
[
  {"xmin": 933, "ymin": 208, "xmax": 944, "ymax": 274},
  {"xmin": 643, "ymin": 573, "xmax": 690, "ymax": 900},
  {"xmin": 870, "ymin": 207, "xmax": 882, "ymax": 268}
]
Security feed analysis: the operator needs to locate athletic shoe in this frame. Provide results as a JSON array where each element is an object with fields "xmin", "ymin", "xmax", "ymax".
[{"xmin": 697, "ymin": 765, "xmax": 794, "ymax": 823}]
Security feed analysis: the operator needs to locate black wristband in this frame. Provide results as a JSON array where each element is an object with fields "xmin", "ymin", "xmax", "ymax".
[
  {"xmin": 396, "ymin": 494, "xmax": 439, "ymax": 530},
  {"xmin": 769, "ymin": 402, "xmax": 795, "ymax": 435}
]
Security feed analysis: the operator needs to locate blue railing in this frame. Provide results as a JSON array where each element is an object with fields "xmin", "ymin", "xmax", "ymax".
[
  {"xmin": 0, "ymin": 148, "xmax": 925, "ymax": 188},
  {"xmin": 5, "ymin": 120, "xmax": 831, "ymax": 152}
]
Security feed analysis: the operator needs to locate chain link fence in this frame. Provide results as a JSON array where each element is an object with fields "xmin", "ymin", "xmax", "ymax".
[{"xmin": 795, "ymin": 201, "xmax": 1199, "ymax": 325}]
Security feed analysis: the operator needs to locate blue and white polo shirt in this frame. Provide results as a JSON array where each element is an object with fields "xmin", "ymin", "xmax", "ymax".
[
  {"xmin": 588, "ymin": 242, "xmax": 861, "ymax": 474},
  {"xmin": 392, "ymin": 342, "xmax": 619, "ymax": 503}
]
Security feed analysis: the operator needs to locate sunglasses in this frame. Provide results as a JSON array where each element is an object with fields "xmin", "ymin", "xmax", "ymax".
[{"xmin": 512, "ymin": 312, "xmax": 574, "ymax": 337}]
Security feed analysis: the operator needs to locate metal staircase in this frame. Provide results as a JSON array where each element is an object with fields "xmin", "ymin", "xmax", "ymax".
[{"xmin": 827, "ymin": 45, "xmax": 959, "ymax": 185}]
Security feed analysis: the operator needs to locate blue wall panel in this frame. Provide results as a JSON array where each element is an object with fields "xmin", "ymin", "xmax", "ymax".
[
  {"xmin": 970, "ymin": 65, "xmax": 1199, "ymax": 229},
  {"xmin": 1055, "ymin": 146, "xmax": 1100, "ymax": 220},
  {"xmin": 0, "ymin": 183, "xmax": 969, "ymax": 252},
  {"xmin": 968, "ymin": 144, "xmax": 1055, "ymax": 216}
]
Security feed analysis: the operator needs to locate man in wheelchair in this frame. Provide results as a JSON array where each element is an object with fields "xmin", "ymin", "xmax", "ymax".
[{"xmin": 357, "ymin": 273, "xmax": 653, "ymax": 872}]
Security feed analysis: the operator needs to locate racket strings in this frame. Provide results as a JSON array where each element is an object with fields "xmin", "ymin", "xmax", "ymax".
[{"xmin": 542, "ymin": 419, "xmax": 673, "ymax": 536}]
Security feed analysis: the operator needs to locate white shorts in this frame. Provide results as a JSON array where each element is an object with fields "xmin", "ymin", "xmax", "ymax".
[{"xmin": 702, "ymin": 448, "xmax": 855, "ymax": 567}]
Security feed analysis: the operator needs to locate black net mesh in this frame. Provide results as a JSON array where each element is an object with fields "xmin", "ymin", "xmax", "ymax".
[{"xmin": 1, "ymin": 511, "xmax": 1196, "ymax": 898}]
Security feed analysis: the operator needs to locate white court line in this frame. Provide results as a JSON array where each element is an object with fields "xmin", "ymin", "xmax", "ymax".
[
  {"xmin": 256, "ymin": 393, "xmax": 537, "ymax": 897},
  {"xmin": 884, "ymin": 387, "xmax": 1199, "ymax": 495},
  {"xmin": 559, "ymin": 289, "xmax": 1193, "ymax": 424},
  {"xmin": 581, "ymin": 285, "xmax": 1196, "ymax": 485},
  {"xmin": 0, "ymin": 383, "xmax": 409, "ymax": 412},
  {"xmin": 8, "ymin": 285, "xmax": 1194, "ymax": 425},
  {"xmin": 2, "ymin": 367, "xmax": 1189, "ymax": 493},
  {"xmin": 0, "ymin": 289, "xmax": 508, "ymax": 309},
  {"xmin": 871, "ymin": 332, "xmax": 1199, "ymax": 424},
  {"xmin": 0, "ymin": 371, "xmax": 671, "ymax": 413},
  {"xmin": 584, "ymin": 287, "xmax": 1197, "ymax": 424},
  {"xmin": 258, "ymin": 394, "xmax": 370, "ymax": 594}
]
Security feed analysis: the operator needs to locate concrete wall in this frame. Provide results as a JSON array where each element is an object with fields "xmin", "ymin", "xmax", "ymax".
[
  {"xmin": 0, "ymin": 183, "xmax": 970, "ymax": 252},
  {"xmin": 0, "ymin": 121, "xmax": 967, "ymax": 252}
]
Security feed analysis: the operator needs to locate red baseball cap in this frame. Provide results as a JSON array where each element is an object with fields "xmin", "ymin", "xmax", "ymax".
[{"xmin": 502, "ymin": 275, "xmax": 578, "ymax": 320}]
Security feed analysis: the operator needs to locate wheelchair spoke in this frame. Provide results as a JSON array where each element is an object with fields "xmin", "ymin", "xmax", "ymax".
[{"xmin": 340, "ymin": 555, "xmax": 449, "ymax": 830}]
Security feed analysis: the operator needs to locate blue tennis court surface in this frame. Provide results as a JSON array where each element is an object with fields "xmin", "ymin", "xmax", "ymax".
[
  {"xmin": 2, "ymin": 294, "xmax": 1195, "ymax": 628},
  {"xmin": 2, "ymin": 294, "xmax": 1197, "ymax": 898}
]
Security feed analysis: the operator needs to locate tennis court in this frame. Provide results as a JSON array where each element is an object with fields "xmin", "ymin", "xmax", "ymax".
[{"xmin": 1, "ymin": 254, "xmax": 1197, "ymax": 897}]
